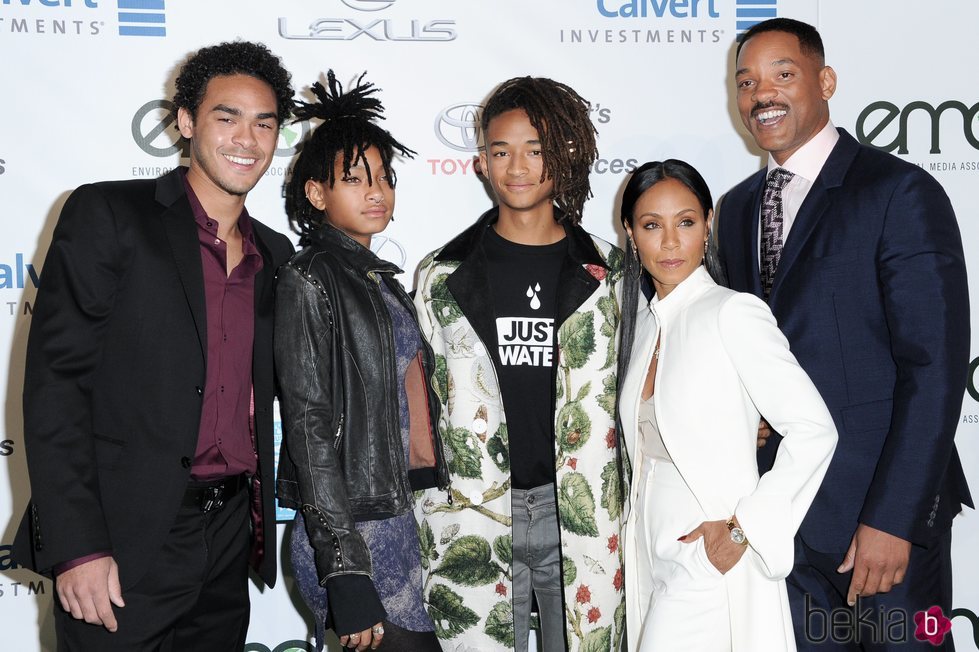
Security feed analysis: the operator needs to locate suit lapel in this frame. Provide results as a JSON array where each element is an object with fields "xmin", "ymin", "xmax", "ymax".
[
  {"xmin": 770, "ymin": 130, "xmax": 859, "ymax": 303},
  {"xmin": 738, "ymin": 173, "xmax": 766, "ymax": 299},
  {"xmin": 157, "ymin": 172, "xmax": 207, "ymax": 361}
]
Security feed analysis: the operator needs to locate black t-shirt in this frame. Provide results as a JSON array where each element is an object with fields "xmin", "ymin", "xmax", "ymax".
[{"xmin": 483, "ymin": 226, "xmax": 567, "ymax": 489}]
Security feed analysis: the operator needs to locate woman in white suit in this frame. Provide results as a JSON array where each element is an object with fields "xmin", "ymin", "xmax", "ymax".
[{"xmin": 618, "ymin": 160, "xmax": 837, "ymax": 651}]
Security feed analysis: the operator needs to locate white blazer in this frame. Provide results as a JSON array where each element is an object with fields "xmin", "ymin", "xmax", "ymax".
[{"xmin": 621, "ymin": 267, "xmax": 838, "ymax": 651}]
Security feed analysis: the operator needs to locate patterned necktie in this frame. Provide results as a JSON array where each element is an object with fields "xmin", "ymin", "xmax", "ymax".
[{"xmin": 760, "ymin": 167, "xmax": 794, "ymax": 299}]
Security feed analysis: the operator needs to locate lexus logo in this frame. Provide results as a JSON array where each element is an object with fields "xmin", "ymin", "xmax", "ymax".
[
  {"xmin": 341, "ymin": 0, "xmax": 396, "ymax": 11},
  {"xmin": 435, "ymin": 103, "xmax": 483, "ymax": 152}
]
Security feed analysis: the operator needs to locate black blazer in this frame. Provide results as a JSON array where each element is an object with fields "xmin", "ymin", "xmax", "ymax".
[
  {"xmin": 12, "ymin": 168, "xmax": 293, "ymax": 588},
  {"xmin": 719, "ymin": 129, "xmax": 972, "ymax": 552}
]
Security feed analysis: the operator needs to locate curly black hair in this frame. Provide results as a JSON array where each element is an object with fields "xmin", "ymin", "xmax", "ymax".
[
  {"xmin": 286, "ymin": 70, "xmax": 415, "ymax": 243},
  {"xmin": 172, "ymin": 41, "xmax": 294, "ymax": 125},
  {"xmin": 480, "ymin": 76, "xmax": 598, "ymax": 224}
]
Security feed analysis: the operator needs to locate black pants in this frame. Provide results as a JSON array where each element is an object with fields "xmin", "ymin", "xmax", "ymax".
[
  {"xmin": 788, "ymin": 529, "xmax": 955, "ymax": 651},
  {"xmin": 55, "ymin": 488, "xmax": 251, "ymax": 652}
]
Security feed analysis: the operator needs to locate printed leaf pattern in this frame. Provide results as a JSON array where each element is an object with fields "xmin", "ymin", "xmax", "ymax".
[
  {"xmin": 445, "ymin": 426, "xmax": 482, "ymax": 479},
  {"xmin": 431, "ymin": 273, "xmax": 464, "ymax": 328},
  {"xmin": 493, "ymin": 534, "xmax": 512, "ymax": 566},
  {"xmin": 557, "ymin": 401, "xmax": 592, "ymax": 452},
  {"xmin": 433, "ymin": 535, "xmax": 500, "ymax": 586},
  {"xmin": 559, "ymin": 312, "xmax": 596, "ymax": 369},
  {"xmin": 606, "ymin": 245, "xmax": 625, "ymax": 284},
  {"xmin": 600, "ymin": 460, "xmax": 622, "ymax": 521},
  {"xmin": 558, "ymin": 472, "xmax": 599, "ymax": 537},
  {"xmin": 484, "ymin": 601, "xmax": 515, "ymax": 647},
  {"xmin": 428, "ymin": 584, "xmax": 479, "ymax": 639},
  {"xmin": 486, "ymin": 424, "xmax": 509, "ymax": 472},
  {"xmin": 597, "ymin": 373, "xmax": 616, "ymax": 419},
  {"xmin": 614, "ymin": 602, "xmax": 626, "ymax": 649},
  {"xmin": 563, "ymin": 557, "xmax": 578, "ymax": 586},
  {"xmin": 433, "ymin": 354, "xmax": 448, "ymax": 402},
  {"xmin": 416, "ymin": 242, "xmax": 626, "ymax": 651},
  {"xmin": 419, "ymin": 519, "xmax": 436, "ymax": 570},
  {"xmin": 580, "ymin": 626, "xmax": 612, "ymax": 652}
]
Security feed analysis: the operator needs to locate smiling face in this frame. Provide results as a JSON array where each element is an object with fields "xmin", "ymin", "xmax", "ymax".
[
  {"xmin": 735, "ymin": 30, "xmax": 837, "ymax": 165},
  {"xmin": 178, "ymin": 74, "xmax": 279, "ymax": 199},
  {"xmin": 479, "ymin": 108, "xmax": 555, "ymax": 221},
  {"xmin": 625, "ymin": 177, "xmax": 710, "ymax": 299},
  {"xmin": 305, "ymin": 146, "xmax": 394, "ymax": 248}
]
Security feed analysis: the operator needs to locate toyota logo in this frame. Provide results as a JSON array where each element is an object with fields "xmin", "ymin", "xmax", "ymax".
[{"xmin": 435, "ymin": 103, "xmax": 483, "ymax": 152}]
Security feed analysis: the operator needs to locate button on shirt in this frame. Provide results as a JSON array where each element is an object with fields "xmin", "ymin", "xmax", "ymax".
[
  {"xmin": 183, "ymin": 176, "xmax": 263, "ymax": 480},
  {"xmin": 758, "ymin": 121, "xmax": 840, "ymax": 264}
]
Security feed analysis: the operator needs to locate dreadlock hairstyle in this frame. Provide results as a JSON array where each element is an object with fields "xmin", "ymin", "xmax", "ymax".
[
  {"xmin": 286, "ymin": 70, "xmax": 416, "ymax": 244},
  {"xmin": 480, "ymin": 76, "xmax": 598, "ymax": 225}
]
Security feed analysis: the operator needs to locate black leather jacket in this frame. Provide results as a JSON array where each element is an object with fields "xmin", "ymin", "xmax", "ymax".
[{"xmin": 275, "ymin": 224, "xmax": 449, "ymax": 584}]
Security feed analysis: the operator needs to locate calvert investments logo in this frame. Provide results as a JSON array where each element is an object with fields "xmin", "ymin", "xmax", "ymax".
[
  {"xmin": 116, "ymin": 0, "xmax": 165, "ymax": 37},
  {"xmin": 277, "ymin": 0, "xmax": 457, "ymax": 43},
  {"xmin": 1, "ymin": 253, "xmax": 38, "ymax": 318},
  {"xmin": 560, "ymin": 0, "xmax": 735, "ymax": 46},
  {"xmin": 0, "ymin": 544, "xmax": 48, "ymax": 597},
  {"xmin": 734, "ymin": 0, "xmax": 778, "ymax": 40},
  {"xmin": 0, "ymin": 0, "xmax": 166, "ymax": 38}
]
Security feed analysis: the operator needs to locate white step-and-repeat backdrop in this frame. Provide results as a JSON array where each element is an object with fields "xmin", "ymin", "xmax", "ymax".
[{"xmin": 1, "ymin": 1, "xmax": 977, "ymax": 650}]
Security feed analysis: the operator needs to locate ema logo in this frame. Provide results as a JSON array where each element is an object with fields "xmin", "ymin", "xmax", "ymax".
[
  {"xmin": 735, "ymin": 0, "xmax": 777, "ymax": 39},
  {"xmin": 117, "ymin": 0, "xmax": 165, "ymax": 37},
  {"xmin": 435, "ymin": 103, "xmax": 483, "ymax": 152},
  {"xmin": 856, "ymin": 100, "xmax": 979, "ymax": 155}
]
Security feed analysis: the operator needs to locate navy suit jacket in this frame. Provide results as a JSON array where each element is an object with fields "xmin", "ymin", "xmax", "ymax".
[{"xmin": 718, "ymin": 128, "xmax": 972, "ymax": 553}]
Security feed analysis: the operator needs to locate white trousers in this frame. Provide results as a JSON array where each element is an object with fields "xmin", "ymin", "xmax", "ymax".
[{"xmin": 633, "ymin": 457, "xmax": 732, "ymax": 651}]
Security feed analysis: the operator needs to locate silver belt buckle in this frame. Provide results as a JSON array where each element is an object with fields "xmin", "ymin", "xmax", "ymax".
[{"xmin": 201, "ymin": 485, "xmax": 225, "ymax": 512}]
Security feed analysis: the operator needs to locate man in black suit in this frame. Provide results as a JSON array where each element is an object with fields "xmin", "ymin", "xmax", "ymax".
[
  {"xmin": 719, "ymin": 18, "xmax": 971, "ymax": 650},
  {"xmin": 13, "ymin": 41, "xmax": 295, "ymax": 650}
]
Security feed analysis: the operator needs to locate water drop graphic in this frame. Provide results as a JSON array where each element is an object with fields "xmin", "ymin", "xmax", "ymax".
[
  {"xmin": 535, "ymin": 283, "xmax": 541, "ymax": 292},
  {"xmin": 530, "ymin": 294, "xmax": 541, "ymax": 310},
  {"xmin": 526, "ymin": 286, "xmax": 534, "ymax": 298}
]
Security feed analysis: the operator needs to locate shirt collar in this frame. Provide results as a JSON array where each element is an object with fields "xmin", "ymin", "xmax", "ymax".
[
  {"xmin": 767, "ymin": 120, "xmax": 839, "ymax": 183},
  {"xmin": 181, "ymin": 170, "xmax": 254, "ymax": 239}
]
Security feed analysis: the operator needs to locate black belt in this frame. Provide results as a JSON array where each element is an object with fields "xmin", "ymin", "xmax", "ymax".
[{"xmin": 183, "ymin": 474, "xmax": 248, "ymax": 513}]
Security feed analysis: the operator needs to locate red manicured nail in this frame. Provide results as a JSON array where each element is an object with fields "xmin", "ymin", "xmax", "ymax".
[{"xmin": 678, "ymin": 535, "xmax": 687, "ymax": 541}]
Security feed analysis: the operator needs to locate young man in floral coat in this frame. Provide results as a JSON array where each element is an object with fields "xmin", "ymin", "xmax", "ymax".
[{"xmin": 414, "ymin": 77, "xmax": 634, "ymax": 652}]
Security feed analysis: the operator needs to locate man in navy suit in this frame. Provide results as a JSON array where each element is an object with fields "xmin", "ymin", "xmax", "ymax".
[{"xmin": 718, "ymin": 18, "xmax": 972, "ymax": 650}]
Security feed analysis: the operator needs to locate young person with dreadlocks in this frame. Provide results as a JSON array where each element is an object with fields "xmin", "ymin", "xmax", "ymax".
[
  {"xmin": 275, "ymin": 71, "xmax": 448, "ymax": 652},
  {"xmin": 413, "ymin": 77, "xmax": 633, "ymax": 652}
]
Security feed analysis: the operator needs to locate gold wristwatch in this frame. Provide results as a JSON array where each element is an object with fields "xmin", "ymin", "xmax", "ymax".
[{"xmin": 727, "ymin": 518, "xmax": 748, "ymax": 546}]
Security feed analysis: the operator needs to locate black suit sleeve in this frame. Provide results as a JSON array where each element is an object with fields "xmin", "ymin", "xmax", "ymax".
[{"xmin": 22, "ymin": 184, "xmax": 133, "ymax": 572}]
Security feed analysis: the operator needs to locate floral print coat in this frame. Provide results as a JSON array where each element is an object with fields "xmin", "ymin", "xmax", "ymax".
[{"xmin": 413, "ymin": 210, "xmax": 628, "ymax": 651}]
